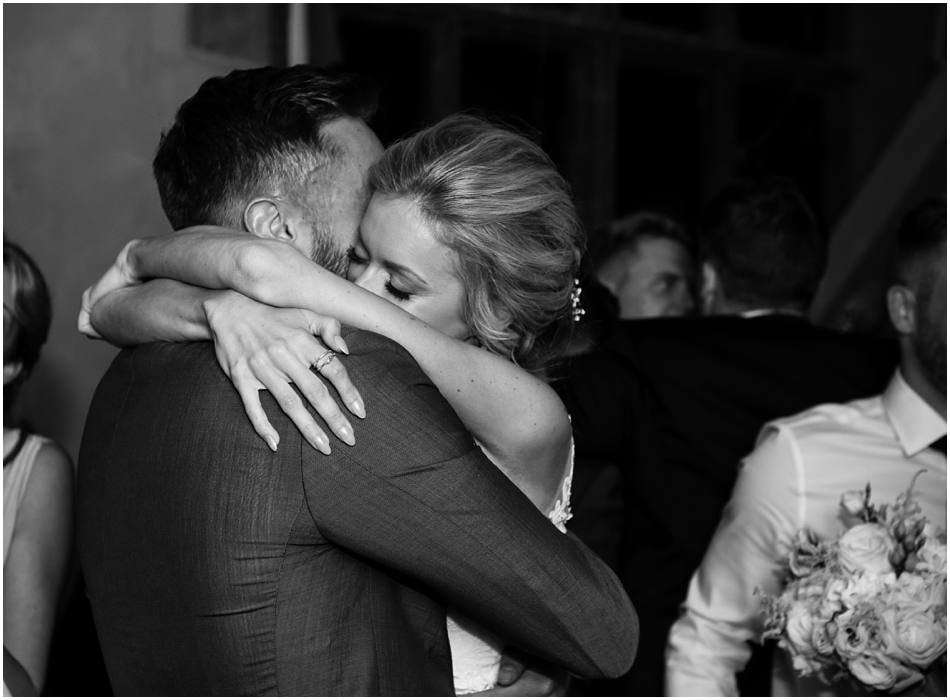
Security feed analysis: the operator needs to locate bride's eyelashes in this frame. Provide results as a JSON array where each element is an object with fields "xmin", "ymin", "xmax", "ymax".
[
  {"xmin": 348, "ymin": 246, "xmax": 413, "ymax": 301},
  {"xmin": 384, "ymin": 281, "xmax": 412, "ymax": 301}
]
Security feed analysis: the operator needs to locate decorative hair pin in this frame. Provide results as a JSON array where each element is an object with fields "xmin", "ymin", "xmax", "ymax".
[{"xmin": 571, "ymin": 278, "xmax": 586, "ymax": 323}]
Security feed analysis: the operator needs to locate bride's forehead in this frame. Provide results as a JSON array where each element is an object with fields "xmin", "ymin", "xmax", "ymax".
[{"xmin": 362, "ymin": 197, "xmax": 458, "ymax": 268}]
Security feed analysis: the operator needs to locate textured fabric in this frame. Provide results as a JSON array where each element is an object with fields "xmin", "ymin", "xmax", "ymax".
[
  {"xmin": 556, "ymin": 314, "xmax": 898, "ymax": 696},
  {"xmin": 4, "ymin": 431, "xmax": 50, "ymax": 565},
  {"xmin": 666, "ymin": 371, "xmax": 947, "ymax": 696},
  {"xmin": 78, "ymin": 332, "xmax": 637, "ymax": 696}
]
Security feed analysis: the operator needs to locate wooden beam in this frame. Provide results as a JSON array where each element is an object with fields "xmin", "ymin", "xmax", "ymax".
[{"xmin": 809, "ymin": 66, "xmax": 947, "ymax": 323}]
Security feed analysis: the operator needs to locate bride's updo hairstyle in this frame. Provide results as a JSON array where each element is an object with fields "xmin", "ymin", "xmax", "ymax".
[{"xmin": 368, "ymin": 114, "xmax": 584, "ymax": 374}]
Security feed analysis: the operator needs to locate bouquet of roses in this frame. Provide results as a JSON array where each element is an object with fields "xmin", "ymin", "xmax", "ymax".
[{"xmin": 761, "ymin": 471, "xmax": 947, "ymax": 693}]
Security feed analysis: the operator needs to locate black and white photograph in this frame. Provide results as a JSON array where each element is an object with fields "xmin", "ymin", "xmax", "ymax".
[{"xmin": 3, "ymin": 3, "xmax": 946, "ymax": 697}]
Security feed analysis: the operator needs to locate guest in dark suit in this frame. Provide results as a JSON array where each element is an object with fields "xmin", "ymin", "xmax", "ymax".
[
  {"xmin": 556, "ymin": 176, "xmax": 898, "ymax": 696},
  {"xmin": 77, "ymin": 66, "xmax": 637, "ymax": 696}
]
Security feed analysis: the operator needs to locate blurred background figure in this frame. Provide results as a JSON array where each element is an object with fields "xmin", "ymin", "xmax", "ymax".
[
  {"xmin": 593, "ymin": 211, "xmax": 695, "ymax": 320},
  {"xmin": 557, "ymin": 177, "xmax": 898, "ymax": 697},
  {"xmin": 563, "ymin": 210, "xmax": 696, "ymax": 582},
  {"xmin": 3, "ymin": 239, "xmax": 74, "ymax": 696}
]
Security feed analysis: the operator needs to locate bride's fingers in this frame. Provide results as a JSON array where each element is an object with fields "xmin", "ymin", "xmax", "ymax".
[
  {"xmin": 263, "ymin": 335, "xmax": 357, "ymax": 445},
  {"xmin": 284, "ymin": 321, "xmax": 365, "ymax": 420},
  {"xmin": 231, "ymin": 364, "xmax": 281, "ymax": 452},
  {"xmin": 311, "ymin": 350, "xmax": 365, "ymax": 420},
  {"xmin": 279, "ymin": 350, "xmax": 356, "ymax": 447},
  {"xmin": 300, "ymin": 311, "xmax": 349, "ymax": 355},
  {"xmin": 248, "ymin": 354, "xmax": 332, "ymax": 456}
]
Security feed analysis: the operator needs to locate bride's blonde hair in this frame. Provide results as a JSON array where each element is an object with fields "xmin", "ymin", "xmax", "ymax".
[{"xmin": 368, "ymin": 114, "xmax": 584, "ymax": 374}]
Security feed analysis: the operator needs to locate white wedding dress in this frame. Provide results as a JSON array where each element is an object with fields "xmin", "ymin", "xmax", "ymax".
[{"xmin": 447, "ymin": 440, "xmax": 575, "ymax": 695}]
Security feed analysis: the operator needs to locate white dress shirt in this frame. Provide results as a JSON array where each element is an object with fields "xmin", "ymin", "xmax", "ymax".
[{"xmin": 665, "ymin": 371, "xmax": 947, "ymax": 697}]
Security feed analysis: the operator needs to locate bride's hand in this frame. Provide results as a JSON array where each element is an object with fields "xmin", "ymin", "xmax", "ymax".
[
  {"xmin": 203, "ymin": 291, "xmax": 366, "ymax": 455},
  {"xmin": 468, "ymin": 653, "xmax": 569, "ymax": 696},
  {"xmin": 79, "ymin": 240, "xmax": 143, "ymax": 338}
]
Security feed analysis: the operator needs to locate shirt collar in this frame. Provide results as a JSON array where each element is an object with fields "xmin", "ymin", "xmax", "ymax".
[
  {"xmin": 739, "ymin": 308, "xmax": 807, "ymax": 319},
  {"xmin": 882, "ymin": 370, "xmax": 947, "ymax": 456}
]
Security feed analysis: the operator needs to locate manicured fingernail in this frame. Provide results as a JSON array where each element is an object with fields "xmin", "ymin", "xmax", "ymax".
[
  {"xmin": 350, "ymin": 398, "xmax": 366, "ymax": 419},
  {"xmin": 334, "ymin": 337, "xmax": 349, "ymax": 355},
  {"xmin": 338, "ymin": 423, "xmax": 355, "ymax": 446},
  {"xmin": 312, "ymin": 434, "xmax": 331, "ymax": 455},
  {"xmin": 266, "ymin": 434, "xmax": 279, "ymax": 452}
]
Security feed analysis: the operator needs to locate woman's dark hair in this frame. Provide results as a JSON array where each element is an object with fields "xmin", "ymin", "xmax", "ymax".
[{"xmin": 4, "ymin": 238, "xmax": 52, "ymax": 413}]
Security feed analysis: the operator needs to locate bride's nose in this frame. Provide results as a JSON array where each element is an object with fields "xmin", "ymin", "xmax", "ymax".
[{"xmin": 352, "ymin": 266, "xmax": 386, "ymax": 297}]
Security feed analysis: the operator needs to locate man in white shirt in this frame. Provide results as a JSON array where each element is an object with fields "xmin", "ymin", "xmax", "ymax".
[{"xmin": 666, "ymin": 197, "xmax": 947, "ymax": 696}]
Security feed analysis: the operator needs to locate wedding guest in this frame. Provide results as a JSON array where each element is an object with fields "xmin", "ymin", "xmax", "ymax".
[
  {"xmin": 556, "ymin": 176, "xmax": 898, "ymax": 696},
  {"xmin": 566, "ymin": 211, "xmax": 695, "ymax": 573},
  {"xmin": 77, "ymin": 66, "xmax": 636, "ymax": 696},
  {"xmin": 666, "ymin": 197, "xmax": 947, "ymax": 696},
  {"xmin": 3, "ymin": 239, "xmax": 74, "ymax": 696},
  {"xmin": 594, "ymin": 210, "xmax": 695, "ymax": 320}
]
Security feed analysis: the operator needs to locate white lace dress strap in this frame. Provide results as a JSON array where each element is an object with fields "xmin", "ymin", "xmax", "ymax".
[{"xmin": 448, "ymin": 436, "xmax": 576, "ymax": 695}]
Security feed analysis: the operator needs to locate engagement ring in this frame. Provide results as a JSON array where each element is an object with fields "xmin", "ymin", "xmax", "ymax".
[{"xmin": 313, "ymin": 350, "xmax": 336, "ymax": 372}]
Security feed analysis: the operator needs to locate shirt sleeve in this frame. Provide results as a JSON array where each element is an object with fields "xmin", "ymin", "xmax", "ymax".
[
  {"xmin": 665, "ymin": 427, "xmax": 801, "ymax": 696},
  {"xmin": 302, "ymin": 336, "xmax": 639, "ymax": 680}
]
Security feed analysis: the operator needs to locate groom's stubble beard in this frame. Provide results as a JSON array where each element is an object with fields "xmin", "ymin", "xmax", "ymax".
[{"xmin": 307, "ymin": 219, "xmax": 349, "ymax": 279}]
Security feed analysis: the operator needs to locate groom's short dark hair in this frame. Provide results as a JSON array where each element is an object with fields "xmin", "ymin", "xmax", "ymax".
[{"xmin": 153, "ymin": 65, "xmax": 379, "ymax": 229}]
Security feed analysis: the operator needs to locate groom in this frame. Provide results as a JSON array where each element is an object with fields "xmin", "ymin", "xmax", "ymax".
[{"xmin": 77, "ymin": 66, "xmax": 637, "ymax": 695}]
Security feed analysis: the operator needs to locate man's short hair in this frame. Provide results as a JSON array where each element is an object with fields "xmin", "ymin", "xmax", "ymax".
[
  {"xmin": 153, "ymin": 65, "xmax": 378, "ymax": 229},
  {"xmin": 893, "ymin": 197, "xmax": 946, "ymax": 291},
  {"xmin": 594, "ymin": 211, "xmax": 693, "ymax": 272},
  {"xmin": 698, "ymin": 176, "xmax": 825, "ymax": 309}
]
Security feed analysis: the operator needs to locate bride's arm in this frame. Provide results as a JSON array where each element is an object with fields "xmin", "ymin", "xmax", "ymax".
[
  {"xmin": 117, "ymin": 229, "xmax": 572, "ymax": 512},
  {"xmin": 82, "ymin": 278, "xmax": 364, "ymax": 456},
  {"xmin": 87, "ymin": 279, "xmax": 214, "ymax": 345}
]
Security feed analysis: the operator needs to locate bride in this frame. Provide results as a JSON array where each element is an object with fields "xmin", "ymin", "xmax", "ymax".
[{"xmin": 82, "ymin": 113, "xmax": 585, "ymax": 694}]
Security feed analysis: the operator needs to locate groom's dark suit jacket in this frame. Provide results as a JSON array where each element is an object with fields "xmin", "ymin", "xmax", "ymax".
[
  {"xmin": 556, "ymin": 314, "xmax": 897, "ymax": 696},
  {"xmin": 77, "ymin": 330, "xmax": 637, "ymax": 696}
]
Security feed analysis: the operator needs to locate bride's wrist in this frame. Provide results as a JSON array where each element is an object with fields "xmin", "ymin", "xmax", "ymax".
[{"xmin": 201, "ymin": 289, "xmax": 239, "ymax": 327}]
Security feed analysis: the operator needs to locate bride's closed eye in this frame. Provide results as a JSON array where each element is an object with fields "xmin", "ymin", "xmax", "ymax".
[
  {"xmin": 347, "ymin": 246, "xmax": 414, "ymax": 302},
  {"xmin": 384, "ymin": 281, "xmax": 412, "ymax": 301}
]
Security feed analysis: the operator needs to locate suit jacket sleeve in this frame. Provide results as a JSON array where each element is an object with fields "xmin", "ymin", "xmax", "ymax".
[{"xmin": 302, "ymin": 331, "xmax": 638, "ymax": 680}]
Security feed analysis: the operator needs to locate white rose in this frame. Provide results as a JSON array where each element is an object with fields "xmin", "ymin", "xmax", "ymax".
[
  {"xmin": 915, "ymin": 538, "xmax": 947, "ymax": 574},
  {"xmin": 811, "ymin": 620, "xmax": 836, "ymax": 656},
  {"xmin": 784, "ymin": 600, "xmax": 817, "ymax": 654},
  {"xmin": 848, "ymin": 651, "xmax": 922, "ymax": 692},
  {"xmin": 881, "ymin": 602, "xmax": 948, "ymax": 668},
  {"xmin": 838, "ymin": 523, "xmax": 896, "ymax": 576}
]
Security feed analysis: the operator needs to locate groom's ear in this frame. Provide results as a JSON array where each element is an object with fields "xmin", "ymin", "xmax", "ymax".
[
  {"xmin": 699, "ymin": 261, "xmax": 719, "ymax": 315},
  {"xmin": 243, "ymin": 198, "xmax": 293, "ymax": 242}
]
